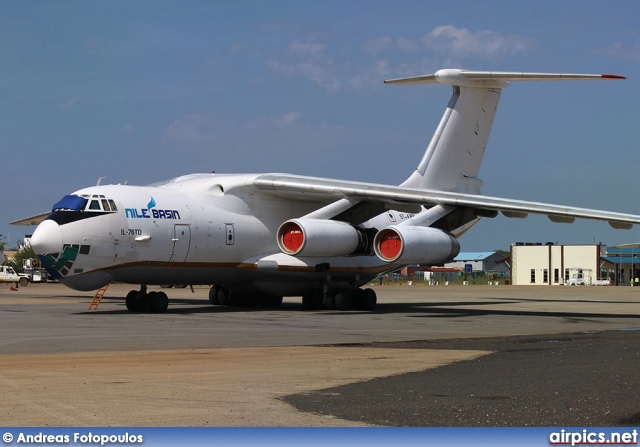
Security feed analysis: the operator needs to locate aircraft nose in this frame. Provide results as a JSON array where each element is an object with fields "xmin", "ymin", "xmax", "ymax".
[{"xmin": 31, "ymin": 220, "xmax": 63, "ymax": 255}]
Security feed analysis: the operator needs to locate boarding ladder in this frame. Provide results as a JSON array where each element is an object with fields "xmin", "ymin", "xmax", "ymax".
[{"xmin": 89, "ymin": 284, "xmax": 109, "ymax": 310}]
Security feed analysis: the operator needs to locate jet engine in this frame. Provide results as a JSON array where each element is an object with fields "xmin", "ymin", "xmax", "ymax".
[
  {"xmin": 277, "ymin": 218, "xmax": 365, "ymax": 257},
  {"xmin": 373, "ymin": 225, "xmax": 460, "ymax": 265}
]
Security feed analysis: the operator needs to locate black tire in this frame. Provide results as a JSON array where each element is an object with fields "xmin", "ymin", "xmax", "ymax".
[
  {"xmin": 351, "ymin": 288, "xmax": 364, "ymax": 309},
  {"xmin": 209, "ymin": 286, "xmax": 219, "ymax": 305},
  {"xmin": 324, "ymin": 289, "xmax": 336, "ymax": 310},
  {"xmin": 126, "ymin": 290, "xmax": 138, "ymax": 312},
  {"xmin": 334, "ymin": 288, "xmax": 353, "ymax": 311},
  {"xmin": 151, "ymin": 291, "xmax": 169, "ymax": 313},
  {"xmin": 18, "ymin": 277, "xmax": 29, "ymax": 287},
  {"xmin": 217, "ymin": 287, "xmax": 230, "ymax": 305},
  {"xmin": 140, "ymin": 291, "xmax": 155, "ymax": 313},
  {"xmin": 361, "ymin": 288, "xmax": 377, "ymax": 311},
  {"xmin": 302, "ymin": 290, "xmax": 314, "ymax": 310},
  {"xmin": 302, "ymin": 289, "xmax": 324, "ymax": 310}
]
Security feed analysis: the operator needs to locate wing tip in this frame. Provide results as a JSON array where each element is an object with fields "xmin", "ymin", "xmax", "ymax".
[{"xmin": 602, "ymin": 74, "xmax": 626, "ymax": 80}]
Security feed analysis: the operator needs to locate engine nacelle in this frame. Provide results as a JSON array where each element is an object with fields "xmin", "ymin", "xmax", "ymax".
[
  {"xmin": 373, "ymin": 225, "xmax": 460, "ymax": 265},
  {"xmin": 277, "ymin": 218, "xmax": 363, "ymax": 257}
]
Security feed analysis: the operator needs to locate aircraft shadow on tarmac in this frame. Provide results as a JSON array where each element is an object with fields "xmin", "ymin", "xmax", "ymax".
[{"xmin": 73, "ymin": 296, "xmax": 640, "ymax": 320}]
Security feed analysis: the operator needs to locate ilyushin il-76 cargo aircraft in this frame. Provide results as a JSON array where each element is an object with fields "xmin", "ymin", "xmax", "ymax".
[{"xmin": 13, "ymin": 69, "xmax": 640, "ymax": 313}]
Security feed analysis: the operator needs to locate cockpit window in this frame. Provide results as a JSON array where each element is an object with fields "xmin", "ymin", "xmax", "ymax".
[
  {"xmin": 52, "ymin": 195, "xmax": 88, "ymax": 211},
  {"xmin": 51, "ymin": 194, "xmax": 118, "ymax": 213}
]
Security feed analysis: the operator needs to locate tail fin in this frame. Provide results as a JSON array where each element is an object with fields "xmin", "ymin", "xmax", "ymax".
[{"xmin": 389, "ymin": 69, "xmax": 625, "ymax": 194}]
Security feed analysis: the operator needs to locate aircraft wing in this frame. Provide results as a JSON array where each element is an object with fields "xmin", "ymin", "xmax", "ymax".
[{"xmin": 251, "ymin": 174, "xmax": 640, "ymax": 229}]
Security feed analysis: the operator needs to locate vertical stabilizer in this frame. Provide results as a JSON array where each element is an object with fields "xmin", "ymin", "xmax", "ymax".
[
  {"xmin": 387, "ymin": 69, "xmax": 625, "ymax": 194},
  {"xmin": 400, "ymin": 85, "xmax": 500, "ymax": 193}
]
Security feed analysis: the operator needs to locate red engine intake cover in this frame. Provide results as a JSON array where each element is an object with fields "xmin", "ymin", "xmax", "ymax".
[
  {"xmin": 377, "ymin": 229, "xmax": 402, "ymax": 260},
  {"xmin": 281, "ymin": 222, "xmax": 304, "ymax": 253}
]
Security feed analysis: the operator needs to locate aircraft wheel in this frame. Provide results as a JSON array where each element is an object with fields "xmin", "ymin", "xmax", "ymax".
[
  {"xmin": 302, "ymin": 290, "xmax": 314, "ymax": 310},
  {"xmin": 334, "ymin": 288, "xmax": 353, "ymax": 311},
  {"xmin": 302, "ymin": 289, "xmax": 324, "ymax": 310},
  {"xmin": 229, "ymin": 291, "xmax": 255, "ymax": 307},
  {"xmin": 208, "ymin": 286, "xmax": 219, "ymax": 305},
  {"xmin": 324, "ymin": 289, "xmax": 337, "ymax": 310},
  {"xmin": 351, "ymin": 288, "xmax": 364, "ymax": 309},
  {"xmin": 143, "ymin": 291, "xmax": 156, "ymax": 313},
  {"xmin": 126, "ymin": 290, "xmax": 138, "ymax": 311},
  {"xmin": 151, "ymin": 291, "xmax": 169, "ymax": 313},
  {"xmin": 360, "ymin": 288, "xmax": 377, "ymax": 311},
  {"xmin": 245, "ymin": 294, "xmax": 259, "ymax": 307},
  {"xmin": 217, "ymin": 287, "xmax": 230, "ymax": 305}
]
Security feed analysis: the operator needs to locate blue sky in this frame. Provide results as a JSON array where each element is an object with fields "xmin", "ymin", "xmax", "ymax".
[{"xmin": 2, "ymin": 1, "xmax": 639, "ymax": 251}]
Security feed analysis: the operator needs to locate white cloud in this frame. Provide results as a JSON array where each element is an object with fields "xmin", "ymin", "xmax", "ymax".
[
  {"xmin": 166, "ymin": 113, "xmax": 212, "ymax": 144},
  {"xmin": 421, "ymin": 25, "xmax": 534, "ymax": 59},
  {"xmin": 289, "ymin": 41, "xmax": 327, "ymax": 56},
  {"xmin": 274, "ymin": 111, "xmax": 301, "ymax": 128},
  {"xmin": 260, "ymin": 26, "xmax": 534, "ymax": 92},
  {"xmin": 396, "ymin": 37, "xmax": 419, "ymax": 53},
  {"xmin": 361, "ymin": 37, "xmax": 394, "ymax": 55},
  {"xmin": 166, "ymin": 111, "xmax": 302, "ymax": 151},
  {"xmin": 266, "ymin": 40, "xmax": 341, "ymax": 92},
  {"xmin": 361, "ymin": 36, "xmax": 419, "ymax": 55},
  {"xmin": 122, "ymin": 123, "xmax": 134, "ymax": 134},
  {"xmin": 60, "ymin": 96, "xmax": 82, "ymax": 110},
  {"xmin": 597, "ymin": 41, "xmax": 640, "ymax": 65}
]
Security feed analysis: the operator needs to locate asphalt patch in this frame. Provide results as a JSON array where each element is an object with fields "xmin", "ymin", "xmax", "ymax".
[{"xmin": 282, "ymin": 330, "xmax": 640, "ymax": 426}]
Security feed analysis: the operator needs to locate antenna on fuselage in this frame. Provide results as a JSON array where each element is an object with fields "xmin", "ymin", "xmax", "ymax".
[{"xmin": 97, "ymin": 177, "xmax": 106, "ymax": 186}]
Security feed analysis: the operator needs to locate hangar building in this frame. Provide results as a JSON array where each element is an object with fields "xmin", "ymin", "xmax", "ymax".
[{"xmin": 447, "ymin": 252, "xmax": 509, "ymax": 276}]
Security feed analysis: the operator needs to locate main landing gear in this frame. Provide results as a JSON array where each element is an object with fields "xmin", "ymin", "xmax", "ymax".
[
  {"xmin": 208, "ymin": 285, "xmax": 284, "ymax": 308},
  {"xmin": 302, "ymin": 287, "xmax": 377, "ymax": 311},
  {"xmin": 125, "ymin": 285, "xmax": 169, "ymax": 313}
]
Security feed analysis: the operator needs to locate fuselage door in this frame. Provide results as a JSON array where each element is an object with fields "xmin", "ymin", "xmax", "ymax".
[{"xmin": 170, "ymin": 224, "xmax": 191, "ymax": 262}]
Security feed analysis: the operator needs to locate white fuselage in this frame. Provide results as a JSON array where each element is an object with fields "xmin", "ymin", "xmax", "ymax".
[{"xmin": 31, "ymin": 173, "xmax": 423, "ymax": 294}]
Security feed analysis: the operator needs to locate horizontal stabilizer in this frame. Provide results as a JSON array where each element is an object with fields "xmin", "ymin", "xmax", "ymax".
[{"xmin": 384, "ymin": 69, "xmax": 625, "ymax": 88}]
